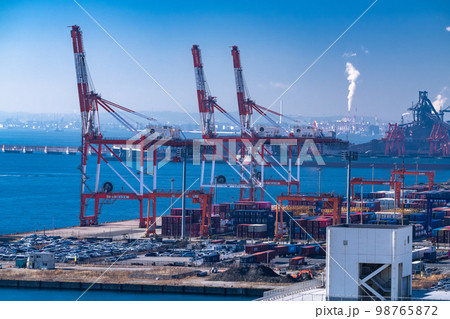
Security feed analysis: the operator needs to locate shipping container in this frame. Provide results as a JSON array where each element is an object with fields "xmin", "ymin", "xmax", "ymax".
[
  {"xmin": 240, "ymin": 255, "xmax": 257, "ymax": 264},
  {"xmin": 245, "ymin": 244, "xmax": 271, "ymax": 254},
  {"xmin": 300, "ymin": 245, "xmax": 318, "ymax": 257},
  {"xmin": 252, "ymin": 250, "xmax": 276, "ymax": 263},
  {"xmin": 203, "ymin": 253, "xmax": 220, "ymax": 263},
  {"xmin": 289, "ymin": 256, "xmax": 305, "ymax": 266},
  {"xmin": 274, "ymin": 245, "xmax": 288, "ymax": 256}
]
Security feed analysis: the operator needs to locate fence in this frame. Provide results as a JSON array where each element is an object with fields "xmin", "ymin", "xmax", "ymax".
[{"xmin": 257, "ymin": 278, "xmax": 323, "ymax": 301}]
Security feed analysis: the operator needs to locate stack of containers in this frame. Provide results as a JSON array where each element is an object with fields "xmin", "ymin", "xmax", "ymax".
[
  {"xmin": 161, "ymin": 215, "xmax": 192, "ymax": 237},
  {"xmin": 375, "ymin": 198, "xmax": 396, "ymax": 210},
  {"xmin": 444, "ymin": 216, "xmax": 450, "ymax": 226},
  {"xmin": 293, "ymin": 219, "xmax": 307, "ymax": 240},
  {"xmin": 351, "ymin": 201, "xmax": 381, "ymax": 212},
  {"xmin": 340, "ymin": 213, "xmax": 365, "ymax": 224},
  {"xmin": 375, "ymin": 212, "xmax": 403, "ymax": 221},
  {"xmin": 409, "ymin": 213, "xmax": 427, "ymax": 227},
  {"xmin": 353, "ymin": 212, "xmax": 372, "ymax": 223},
  {"xmin": 190, "ymin": 222, "xmax": 201, "ymax": 237},
  {"xmin": 412, "ymin": 224, "xmax": 426, "ymax": 239},
  {"xmin": 434, "ymin": 226, "xmax": 450, "ymax": 243},
  {"xmin": 232, "ymin": 201, "xmax": 275, "ymax": 236},
  {"xmin": 170, "ymin": 208, "xmax": 203, "ymax": 222},
  {"xmin": 305, "ymin": 218, "xmax": 332, "ymax": 240},
  {"xmin": 236, "ymin": 224, "xmax": 267, "ymax": 238},
  {"xmin": 431, "ymin": 219, "xmax": 443, "ymax": 229}
]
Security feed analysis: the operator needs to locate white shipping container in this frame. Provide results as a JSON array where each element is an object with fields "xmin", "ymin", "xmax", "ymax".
[
  {"xmin": 375, "ymin": 212, "xmax": 402, "ymax": 220},
  {"xmin": 250, "ymin": 224, "xmax": 267, "ymax": 232}
]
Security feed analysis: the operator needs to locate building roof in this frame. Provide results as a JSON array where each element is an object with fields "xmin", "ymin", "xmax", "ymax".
[{"xmin": 331, "ymin": 224, "xmax": 411, "ymax": 230}]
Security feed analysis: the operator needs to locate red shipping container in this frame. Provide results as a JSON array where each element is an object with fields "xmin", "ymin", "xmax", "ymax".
[
  {"xmin": 317, "ymin": 218, "xmax": 332, "ymax": 228},
  {"xmin": 289, "ymin": 256, "xmax": 305, "ymax": 266},
  {"xmin": 245, "ymin": 244, "xmax": 271, "ymax": 254},
  {"xmin": 252, "ymin": 250, "xmax": 276, "ymax": 263},
  {"xmin": 300, "ymin": 246, "xmax": 317, "ymax": 256},
  {"xmin": 274, "ymin": 245, "xmax": 288, "ymax": 256},
  {"xmin": 170, "ymin": 208, "xmax": 182, "ymax": 216},
  {"xmin": 256, "ymin": 201, "xmax": 272, "ymax": 210}
]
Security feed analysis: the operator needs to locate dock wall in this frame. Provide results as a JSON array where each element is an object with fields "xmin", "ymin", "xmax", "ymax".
[{"xmin": 0, "ymin": 279, "xmax": 266, "ymax": 297}]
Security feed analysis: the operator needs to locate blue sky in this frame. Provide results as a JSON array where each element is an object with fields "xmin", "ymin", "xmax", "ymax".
[{"xmin": 0, "ymin": 0, "xmax": 449, "ymax": 123}]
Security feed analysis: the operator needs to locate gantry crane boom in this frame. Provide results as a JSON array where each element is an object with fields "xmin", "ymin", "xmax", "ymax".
[
  {"xmin": 231, "ymin": 46, "xmax": 253, "ymax": 136},
  {"xmin": 192, "ymin": 45, "xmax": 251, "ymax": 138},
  {"xmin": 231, "ymin": 46, "xmax": 289, "ymax": 136},
  {"xmin": 71, "ymin": 25, "xmax": 98, "ymax": 138},
  {"xmin": 192, "ymin": 45, "xmax": 216, "ymax": 138}
]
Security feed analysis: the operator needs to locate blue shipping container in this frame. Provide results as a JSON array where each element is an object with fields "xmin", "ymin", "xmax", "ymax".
[
  {"xmin": 431, "ymin": 219, "xmax": 443, "ymax": 229},
  {"xmin": 287, "ymin": 244, "xmax": 296, "ymax": 254}
]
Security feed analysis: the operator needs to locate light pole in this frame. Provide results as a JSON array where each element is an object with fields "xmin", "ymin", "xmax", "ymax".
[
  {"xmin": 214, "ymin": 176, "xmax": 218, "ymax": 205},
  {"xmin": 371, "ymin": 163, "xmax": 375, "ymax": 193},
  {"xmin": 181, "ymin": 145, "xmax": 187, "ymax": 239},
  {"xmin": 318, "ymin": 168, "xmax": 322, "ymax": 195},
  {"xmin": 416, "ymin": 160, "xmax": 419, "ymax": 185},
  {"xmin": 342, "ymin": 151, "xmax": 358, "ymax": 224},
  {"xmin": 170, "ymin": 178, "xmax": 175, "ymax": 210}
]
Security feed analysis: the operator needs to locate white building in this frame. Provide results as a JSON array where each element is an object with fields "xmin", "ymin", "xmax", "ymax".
[
  {"xmin": 326, "ymin": 224, "xmax": 412, "ymax": 301},
  {"xmin": 27, "ymin": 252, "xmax": 55, "ymax": 269}
]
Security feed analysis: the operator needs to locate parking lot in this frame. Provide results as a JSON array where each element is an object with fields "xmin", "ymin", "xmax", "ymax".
[
  {"xmin": 0, "ymin": 234, "xmax": 161, "ymax": 264},
  {"xmin": 0, "ymin": 234, "xmax": 246, "ymax": 268}
]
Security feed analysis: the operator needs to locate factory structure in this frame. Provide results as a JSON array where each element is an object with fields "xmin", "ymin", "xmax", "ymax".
[{"xmin": 353, "ymin": 91, "xmax": 450, "ymax": 156}]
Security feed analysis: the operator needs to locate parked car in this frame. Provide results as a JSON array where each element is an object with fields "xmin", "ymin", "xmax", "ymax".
[{"xmin": 145, "ymin": 252, "xmax": 159, "ymax": 257}]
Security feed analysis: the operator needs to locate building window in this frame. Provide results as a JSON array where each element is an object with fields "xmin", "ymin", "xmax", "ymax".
[{"xmin": 343, "ymin": 240, "xmax": 348, "ymax": 246}]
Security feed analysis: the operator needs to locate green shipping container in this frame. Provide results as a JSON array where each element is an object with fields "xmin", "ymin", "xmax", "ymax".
[{"xmin": 15, "ymin": 259, "xmax": 27, "ymax": 268}]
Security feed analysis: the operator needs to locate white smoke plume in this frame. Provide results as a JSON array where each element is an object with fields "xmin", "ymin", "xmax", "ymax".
[
  {"xmin": 345, "ymin": 62, "xmax": 360, "ymax": 112},
  {"xmin": 433, "ymin": 94, "xmax": 448, "ymax": 112},
  {"xmin": 446, "ymin": 26, "xmax": 450, "ymax": 32}
]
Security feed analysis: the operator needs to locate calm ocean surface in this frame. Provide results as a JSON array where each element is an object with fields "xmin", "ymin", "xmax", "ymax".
[
  {"xmin": 1, "ymin": 129, "xmax": 449, "ymax": 235},
  {"xmin": 0, "ymin": 129, "xmax": 449, "ymax": 301},
  {"xmin": 0, "ymin": 286, "xmax": 254, "ymax": 301}
]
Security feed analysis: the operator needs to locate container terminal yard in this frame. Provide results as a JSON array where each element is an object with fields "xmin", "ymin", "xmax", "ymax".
[{"xmin": 1, "ymin": 21, "xmax": 450, "ymax": 304}]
